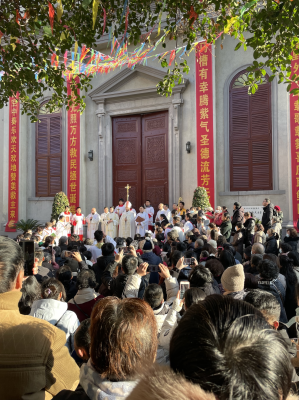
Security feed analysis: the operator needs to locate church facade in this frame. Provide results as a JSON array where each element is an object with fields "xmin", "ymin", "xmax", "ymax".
[{"xmin": 0, "ymin": 34, "xmax": 295, "ymax": 236}]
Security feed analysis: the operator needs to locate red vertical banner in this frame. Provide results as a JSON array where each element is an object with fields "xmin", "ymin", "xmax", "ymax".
[
  {"xmin": 67, "ymin": 78, "xmax": 80, "ymax": 214},
  {"xmin": 196, "ymin": 43, "xmax": 215, "ymax": 208},
  {"xmin": 5, "ymin": 94, "xmax": 20, "ymax": 232}
]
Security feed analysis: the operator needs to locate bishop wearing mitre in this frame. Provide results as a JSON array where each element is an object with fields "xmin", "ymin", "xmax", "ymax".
[
  {"xmin": 104, "ymin": 206, "xmax": 119, "ymax": 238},
  {"xmin": 119, "ymin": 201, "xmax": 136, "ymax": 238},
  {"xmin": 86, "ymin": 208, "xmax": 101, "ymax": 239},
  {"xmin": 135, "ymin": 206, "xmax": 149, "ymax": 236}
]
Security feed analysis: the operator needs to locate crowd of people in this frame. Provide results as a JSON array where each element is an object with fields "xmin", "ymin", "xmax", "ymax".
[{"xmin": 2, "ymin": 197, "xmax": 299, "ymax": 399}]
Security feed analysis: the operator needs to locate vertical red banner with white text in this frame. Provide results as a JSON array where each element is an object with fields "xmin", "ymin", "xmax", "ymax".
[
  {"xmin": 196, "ymin": 43, "xmax": 215, "ymax": 208},
  {"xmin": 67, "ymin": 79, "xmax": 80, "ymax": 215},
  {"xmin": 5, "ymin": 94, "xmax": 20, "ymax": 232}
]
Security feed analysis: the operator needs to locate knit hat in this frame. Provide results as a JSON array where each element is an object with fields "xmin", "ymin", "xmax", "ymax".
[
  {"xmin": 140, "ymin": 237, "xmax": 154, "ymax": 251},
  {"xmin": 221, "ymin": 264, "xmax": 245, "ymax": 292},
  {"xmin": 274, "ymin": 205, "xmax": 281, "ymax": 211},
  {"xmin": 234, "ymin": 202, "xmax": 241, "ymax": 208}
]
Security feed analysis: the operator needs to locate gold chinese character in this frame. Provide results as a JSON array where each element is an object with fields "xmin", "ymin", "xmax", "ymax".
[
  {"xmin": 298, "ymin": 204, "xmax": 299, "ymax": 214},
  {"xmin": 11, "ymin": 99, "xmax": 18, "ymax": 105},
  {"xmin": 70, "ymin": 205, "xmax": 76, "ymax": 213},
  {"xmin": 296, "ymin": 138, "xmax": 299, "ymax": 150},
  {"xmin": 201, "ymin": 161, "xmax": 210, "ymax": 173},
  {"xmin": 70, "ymin": 182, "xmax": 77, "ymax": 192},
  {"xmin": 295, "ymin": 114, "xmax": 299, "ymax": 124},
  {"xmin": 11, "ymin": 155, "xmax": 16, "ymax": 162},
  {"xmin": 11, "ymin": 108, "xmax": 17, "ymax": 114},
  {"xmin": 200, "ymin": 135, "xmax": 209, "ymax": 146},
  {"xmin": 10, "ymin": 210, "xmax": 16, "ymax": 219},
  {"xmin": 201, "ymin": 174, "xmax": 210, "ymax": 186},
  {"xmin": 200, "ymin": 108, "xmax": 209, "ymax": 120},
  {"xmin": 200, "ymin": 95, "xmax": 209, "ymax": 106},
  {"xmin": 199, "ymin": 82, "xmax": 208, "ymax": 93},
  {"xmin": 295, "ymin": 101, "xmax": 299, "ymax": 112},
  {"xmin": 70, "ymin": 194, "xmax": 76, "ymax": 203},
  {"xmin": 70, "ymin": 171, "xmax": 76, "ymax": 181},
  {"xmin": 11, "ymin": 136, "xmax": 17, "ymax": 144},
  {"xmin": 70, "ymin": 137, "xmax": 77, "ymax": 147},
  {"xmin": 297, "ymin": 190, "xmax": 299, "ymax": 200},
  {"xmin": 11, "ymin": 172, "xmax": 16, "ymax": 181},
  {"xmin": 71, "ymin": 126, "xmax": 76, "ymax": 136},
  {"xmin": 11, "ymin": 182, "xmax": 16, "ymax": 191},
  {"xmin": 11, "ymin": 201, "xmax": 16, "ymax": 208},
  {"xmin": 11, "ymin": 126, "xmax": 17, "ymax": 134},
  {"xmin": 70, "ymin": 148, "xmax": 77, "ymax": 158},
  {"xmin": 296, "ymin": 165, "xmax": 299, "ymax": 175},
  {"xmin": 200, "ymin": 147, "xmax": 209, "ymax": 159},
  {"xmin": 198, "ymin": 54, "xmax": 208, "ymax": 67},
  {"xmin": 11, "ymin": 164, "xmax": 16, "ymax": 172},
  {"xmin": 296, "ymin": 126, "xmax": 299, "ymax": 137},
  {"xmin": 11, "ymin": 117, "xmax": 17, "ymax": 125},
  {"xmin": 293, "ymin": 53, "xmax": 299, "ymax": 61},
  {"xmin": 70, "ymin": 160, "xmax": 77, "ymax": 169},
  {"xmin": 70, "ymin": 114, "xmax": 77, "ymax": 124},
  {"xmin": 11, "ymin": 145, "xmax": 16, "ymax": 153},
  {"xmin": 200, "ymin": 121, "xmax": 209, "ymax": 132},
  {"xmin": 198, "ymin": 68, "xmax": 208, "ymax": 80},
  {"xmin": 10, "ymin": 191, "xmax": 16, "ymax": 200}
]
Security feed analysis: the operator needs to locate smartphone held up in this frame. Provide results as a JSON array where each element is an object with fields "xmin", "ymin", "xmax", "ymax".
[{"xmin": 180, "ymin": 281, "xmax": 190, "ymax": 300}]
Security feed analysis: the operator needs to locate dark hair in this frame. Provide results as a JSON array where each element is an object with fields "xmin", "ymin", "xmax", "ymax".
[
  {"xmin": 184, "ymin": 287, "xmax": 206, "ymax": 309},
  {"xmin": 156, "ymin": 233, "xmax": 165, "ymax": 243},
  {"xmin": 217, "ymin": 236, "xmax": 227, "ymax": 247},
  {"xmin": 102, "ymin": 242, "xmax": 115, "ymax": 256},
  {"xmin": 256, "ymin": 223, "xmax": 264, "ymax": 232},
  {"xmin": 219, "ymin": 250, "xmax": 235, "ymax": 270},
  {"xmin": 287, "ymin": 228, "xmax": 298, "ymax": 238},
  {"xmin": 56, "ymin": 265, "xmax": 73, "ymax": 284},
  {"xmin": 244, "ymin": 289, "xmax": 281, "ymax": 324},
  {"xmin": 75, "ymin": 319, "xmax": 91, "ymax": 358},
  {"xmin": 134, "ymin": 234, "xmax": 142, "ymax": 240},
  {"xmin": 176, "ymin": 242, "xmax": 187, "ymax": 253},
  {"xmin": 189, "ymin": 266, "xmax": 213, "ymax": 288},
  {"xmin": 41, "ymin": 278, "xmax": 66, "ymax": 301},
  {"xmin": 258, "ymin": 259, "xmax": 279, "ymax": 281},
  {"xmin": 170, "ymin": 250, "xmax": 183, "ymax": 267},
  {"xmin": 122, "ymin": 255, "xmax": 138, "ymax": 275},
  {"xmin": 94, "ymin": 230, "xmax": 104, "ymax": 242},
  {"xmin": 251, "ymin": 254, "xmax": 263, "ymax": 268},
  {"xmin": 126, "ymin": 237, "xmax": 133, "ymax": 246},
  {"xmin": 59, "ymin": 236, "xmax": 68, "ymax": 246},
  {"xmin": 77, "ymin": 269, "xmax": 97, "ymax": 290},
  {"xmin": 223, "ymin": 212, "xmax": 230, "ymax": 220},
  {"xmin": 279, "ymin": 255, "xmax": 298, "ymax": 289},
  {"xmin": 83, "ymin": 251, "xmax": 92, "ymax": 261},
  {"xmin": 0, "ymin": 237, "xmax": 24, "ymax": 293},
  {"xmin": 144, "ymin": 284, "xmax": 164, "ymax": 309},
  {"xmin": 34, "ymin": 250, "xmax": 44, "ymax": 264},
  {"xmin": 179, "ymin": 201, "xmax": 185, "ymax": 206},
  {"xmin": 188, "ymin": 234, "xmax": 196, "ymax": 243},
  {"xmin": 19, "ymin": 276, "xmax": 42, "ymax": 315},
  {"xmin": 244, "ymin": 273, "xmax": 258, "ymax": 289},
  {"xmin": 53, "ymin": 246, "xmax": 61, "ymax": 257},
  {"xmin": 280, "ymin": 243, "xmax": 292, "ymax": 253},
  {"xmin": 288, "ymin": 251, "xmax": 299, "ymax": 266},
  {"xmin": 202, "ymin": 243, "xmax": 216, "ymax": 255},
  {"xmin": 263, "ymin": 254, "xmax": 280, "ymax": 269},
  {"xmin": 162, "ymin": 242, "xmax": 172, "ymax": 254},
  {"xmin": 90, "ymin": 297, "xmax": 157, "ymax": 380},
  {"xmin": 169, "ymin": 295, "xmax": 292, "ymax": 400},
  {"xmin": 236, "ymin": 222, "xmax": 244, "ymax": 229},
  {"xmin": 205, "ymin": 259, "xmax": 224, "ymax": 278}
]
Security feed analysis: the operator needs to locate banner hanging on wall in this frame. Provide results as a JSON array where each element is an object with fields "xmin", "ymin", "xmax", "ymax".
[
  {"xmin": 5, "ymin": 94, "xmax": 20, "ymax": 232},
  {"xmin": 67, "ymin": 79, "xmax": 80, "ymax": 215},
  {"xmin": 196, "ymin": 43, "xmax": 215, "ymax": 208}
]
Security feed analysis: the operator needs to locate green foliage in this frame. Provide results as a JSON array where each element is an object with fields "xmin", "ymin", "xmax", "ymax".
[
  {"xmin": 51, "ymin": 191, "xmax": 69, "ymax": 222},
  {"xmin": 15, "ymin": 219, "xmax": 42, "ymax": 232},
  {"xmin": 0, "ymin": 0, "xmax": 299, "ymax": 119},
  {"xmin": 192, "ymin": 187, "xmax": 211, "ymax": 209}
]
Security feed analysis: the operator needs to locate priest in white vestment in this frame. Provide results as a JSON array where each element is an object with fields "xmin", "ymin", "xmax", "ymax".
[
  {"xmin": 100, "ymin": 207, "xmax": 110, "ymax": 234},
  {"xmin": 184, "ymin": 213, "xmax": 194, "ymax": 238},
  {"xmin": 163, "ymin": 204, "xmax": 171, "ymax": 222},
  {"xmin": 86, "ymin": 208, "xmax": 101, "ymax": 239},
  {"xmin": 42, "ymin": 222, "xmax": 55, "ymax": 240},
  {"xmin": 135, "ymin": 206, "xmax": 149, "ymax": 236},
  {"xmin": 155, "ymin": 203, "xmax": 164, "ymax": 223},
  {"xmin": 145, "ymin": 200, "xmax": 155, "ymax": 231},
  {"xmin": 105, "ymin": 207, "xmax": 119, "ymax": 239},
  {"xmin": 72, "ymin": 207, "xmax": 85, "ymax": 240},
  {"xmin": 114, "ymin": 199, "xmax": 125, "ymax": 218},
  {"xmin": 59, "ymin": 206, "xmax": 73, "ymax": 236},
  {"xmin": 119, "ymin": 201, "xmax": 136, "ymax": 238},
  {"xmin": 56, "ymin": 216, "xmax": 71, "ymax": 240}
]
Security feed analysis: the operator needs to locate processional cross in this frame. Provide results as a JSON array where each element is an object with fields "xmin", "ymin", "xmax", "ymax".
[{"xmin": 125, "ymin": 184, "xmax": 131, "ymax": 201}]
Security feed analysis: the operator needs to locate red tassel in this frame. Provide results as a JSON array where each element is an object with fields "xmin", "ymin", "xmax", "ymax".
[
  {"xmin": 102, "ymin": 9, "xmax": 106, "ymax": 35},
  {"xmin": 48, "ymin": 2, "xmax": 55, "ymax": 34},
  {"xmin": 16, "ymin": 9, "xmax": 21, "ymax": 25},
  {"xmin": 169, "ymin": 49, "xmax": 176, "ymax": 66},
  {"xmin": 51, "ymin": 53, "xmax": 56, "ymax": 65},
  {"xmin": 189, "ymin": 6, "xmax": 198, "ymax": 26}
]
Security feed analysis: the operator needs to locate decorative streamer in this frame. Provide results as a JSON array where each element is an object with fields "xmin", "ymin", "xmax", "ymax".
[
  {"xmin": 57, "ymin": 0, "xmax": 63, "ymax": 21},
  {"xmin": 102, "ymin": 8, "xmax": 106, "ymax": 35},
  {"xmin": 92, "ymin": 0, "xmax": 100, "ymax": 29},
  {"xmin": 48, "ymin": 2, "xmax": 55, "ymax": 34},
  {"xmin": 169, "ymin": 49, "xmax": 176, "ymax": 66}
]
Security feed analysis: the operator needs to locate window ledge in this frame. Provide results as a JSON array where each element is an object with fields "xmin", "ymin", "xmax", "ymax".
[
  {"xmin": 219, "ymin": 190, "xmax": 286, "ymax": 196},
  {"xmin": 28, "ymin": 197, "xmax": 54, "ymax": 201}
]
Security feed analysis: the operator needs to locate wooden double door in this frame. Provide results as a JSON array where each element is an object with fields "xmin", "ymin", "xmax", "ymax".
[{"xmin": 112, "ymin": 111, "xmax": 169, "ymax": 212}]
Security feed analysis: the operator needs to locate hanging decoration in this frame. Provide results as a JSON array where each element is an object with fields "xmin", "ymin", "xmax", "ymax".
[{"xmin": 48, "ymin": 2, "xmax": 55, "ymax": 34}]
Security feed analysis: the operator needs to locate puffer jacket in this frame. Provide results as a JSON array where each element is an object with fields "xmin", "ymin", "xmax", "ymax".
[
  {"xmin": 253, "ymin": 230, "xmax": 266, "ymax": 245},
  {"xmin": 30, "ymin": 298, "xmax": 80, "ymax": 353},
  {"xmin": 52, "ymin": 359, "xmax": 137, "ymax": 400},
  {"xmin": 232, "ymin": 230, "xmax": 244, "ymax": 256},
  {"xmin": 220, "ymin": 220, "xmax": 232, "ymax": 240},
  {"xmin": 0, "ymin": 291, "xmax": 79, "ymax": 400},
  {"xmin": 231, "ymin": 206, "xmax": 244, "ymax": 232},
  {"xmin": 284, "ymin": 236, "xmax": 299, "ymax": 252},
  {"xmin": 262, "ymin": 203, "xmax": 274, "ymax": 232},
  {"xmin": 265, "ymin": 235, "xmax": 279, "ymax": 255},
  {"xmin": 244, "ymin": 217, "xmax": 255, "ymax": 247}
]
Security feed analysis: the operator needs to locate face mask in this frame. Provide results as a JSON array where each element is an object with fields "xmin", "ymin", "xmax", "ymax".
[
  {"xmin": 279, "ymin": 249, "xmax": 282, "ymax": 253},
  {"xmin": 266, "ymin": 234, "xmax": 269, "ymax": 238},
  {"xmin": 286, "ymin": 234, "xmax": 289, "ymax": 237}
]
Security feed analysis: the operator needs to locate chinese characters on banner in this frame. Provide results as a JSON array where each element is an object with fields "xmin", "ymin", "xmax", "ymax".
[
  {"xmin": 5, "ymin": 94, "xmax": 20, "ymax": 232},
  {"xmin": 195, "ymin": 43, "xmax": 215, "ymax": 208},
  {"xmin": 290, "ymin": 51, "xmax": 299, "ymax": 228},
  {"xmin": 67, "ymin": 79, "xmax": 80, "ymax": 214}
]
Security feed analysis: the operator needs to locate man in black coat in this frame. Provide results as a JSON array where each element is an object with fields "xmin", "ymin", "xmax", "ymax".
[
  {"xmin": 262, "ymin": 198, "xmax": 274, "ymax": 233},
  {"xmin": 93, "ymin": 242, "xmax": 115, "ymax": 284},
  {"xmin": 231, "ymin": 202, "xmax": 244, "ymax": 234}
]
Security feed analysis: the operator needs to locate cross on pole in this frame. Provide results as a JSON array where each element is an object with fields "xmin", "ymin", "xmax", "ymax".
[{"xmin": 125, "ymin": 184, "xmax": 131, "ymax": 201}]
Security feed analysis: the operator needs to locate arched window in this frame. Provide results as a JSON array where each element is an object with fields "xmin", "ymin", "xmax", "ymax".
[
  {"xmin": 35, "ymin": 102, "xmax": 62, "ymax": 196},
  {"xmin": 229, "ymin": 70, "xmax": 272, "ymax": 191}
]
